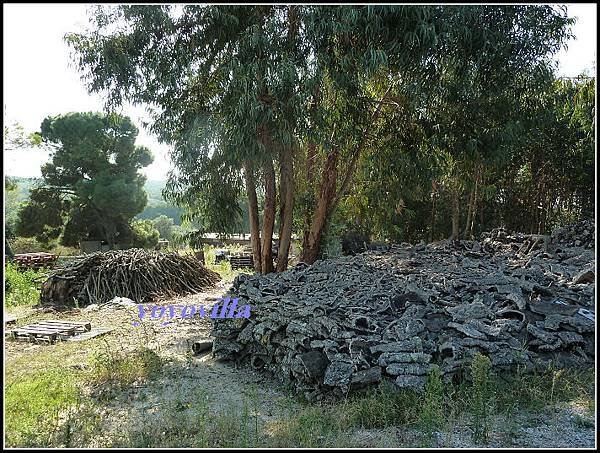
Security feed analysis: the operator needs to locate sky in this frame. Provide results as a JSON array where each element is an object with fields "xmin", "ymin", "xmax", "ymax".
[{"xmin": 3, "ymin": 3, "xmax": 597, "ymax": 180}]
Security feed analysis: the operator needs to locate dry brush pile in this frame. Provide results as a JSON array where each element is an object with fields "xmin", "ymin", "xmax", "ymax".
[
  {"xmin": 212, "ymin": 220, "xmax": 595, "ymax": 401},
  {"xmin": 40, "ymin": 249, "xmax": 220, "ymax": 307}
]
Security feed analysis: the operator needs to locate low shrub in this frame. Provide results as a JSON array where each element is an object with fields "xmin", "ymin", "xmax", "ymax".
[
  {"xmin": 9, "ymin": 236, "xmax": 50, "ymax": 254},
  {"xmin": 4, "ymin": 262, "xmax": 46, "ymax": 307}
]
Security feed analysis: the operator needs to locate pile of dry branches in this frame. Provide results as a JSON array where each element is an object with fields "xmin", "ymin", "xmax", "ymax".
[{"xmin": 41, "ymin": 249, "xmax": 220, "ymax": 307}]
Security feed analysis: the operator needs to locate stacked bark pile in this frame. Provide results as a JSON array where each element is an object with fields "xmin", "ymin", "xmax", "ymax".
[
  {"xmin": 551, "ymin": 219, "xmax": 595, "ymax": 249},
  {"xmin": 41, "ymin": 249, "xmax": 220, "ymax": 307},
  {"xmin": 212, "ymin": 221, "xmax": 595, "ymax": 400}
]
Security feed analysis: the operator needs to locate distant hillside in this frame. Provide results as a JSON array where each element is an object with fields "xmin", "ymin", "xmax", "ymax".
[
  {"xmin": 136, "ymin": 180, "xmax": 184, "ymax": 224},
  {"xmin": 5, "ymin": 176, "xmax": 255, "ymax": 232},
  {"xmin": 6, "ymin": 176, "xmax": 185, "ymax": 225}
]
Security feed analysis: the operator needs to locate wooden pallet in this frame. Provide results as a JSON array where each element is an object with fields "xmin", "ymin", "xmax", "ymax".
[
  {"xmin": 13, "ymin": 252, "xmax": 58, "ymax": 271},
  {"xmin": 230, "ymin": 254, "xmax": 254, "ymax": 269},
  {"xmin": 67, "ymin": 327, "xmax": 113, "ymax": 342},
  {"xmin": 7, "ymin": 320, "xmax": 92, "ymax": 344}
]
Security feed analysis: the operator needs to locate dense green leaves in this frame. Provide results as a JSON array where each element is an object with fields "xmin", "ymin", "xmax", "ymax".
[
  {"xmin": 131, "ymin": 219, "xmax": 160, "ymax": 249},
  {"xmin": 65, "ymin": 5, "xmax": 584, "ymax": 253},
  {"xmin": 345, "ymin": 74, "xmax": 594, "ymax": 241},
  {"xmin": 16, "ymin": 112, "xmax": 153, "ymax": 247}
]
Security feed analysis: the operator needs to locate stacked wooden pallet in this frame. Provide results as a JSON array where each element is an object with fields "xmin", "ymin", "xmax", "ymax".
[
  {"xmin": 12, "ymin": 252, "xmax": 58, "ymax": 270},
  {"xmin": 7, "ymin": 320, "xmax": 91, "ymax": 343},
  {"xmin": 229, "ymin": 253, "xmax": 254, "ymax": 269}
]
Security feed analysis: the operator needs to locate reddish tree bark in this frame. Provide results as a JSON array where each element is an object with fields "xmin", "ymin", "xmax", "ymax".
[
  {"xmin": 276, "ymin": 145, "xmax": 294, "ymax": 272},
  {"xmin": 301, "ymin": 85, "xmax": 393, "ymax": 263},
  {"xmin": 301, "ymin": 146, "xmax": 339, "ymax": 264},
  {"xmin": 243, "ymin": 161, "xmax": 262, "ymax": 273},
  {"xmin": 261, "ymin": 158, "xmax": 276, "ymax": 273}
]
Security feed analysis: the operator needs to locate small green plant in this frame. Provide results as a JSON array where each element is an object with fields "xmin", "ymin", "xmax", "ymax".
[
  {"xmin": 470, "ymin": 353, "xmax": 495, "ymax": 444},
  {"xmin": 87, "ymin": 344, "xmax": 162, "ymax": 396},
  {"xmin": 419, "ymin": 365, "xmax": 445, "ymax": 437}
]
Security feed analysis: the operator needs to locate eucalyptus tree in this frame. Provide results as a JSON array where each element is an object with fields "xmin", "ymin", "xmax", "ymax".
[
  {"xmin": 401, "ymin": 5, "xmax": 572, "ymax": 239},
  {"xmin": 67, "ymin": 5, "xmax": 573, "ymax": 269},
  {"xmin": 322, "ymin": 5, "xmax": 572, "ymax": 243},
  {"xmin": 496, "ymin": 75, "xmax": 595, "ymax": 234},
  {"xmin": 66, "ymin": 5, "xmax": 444, "ymax": 268},
  {"xmin": 68, "ymin": 5, "xmax": 302, "ymax": 271}
]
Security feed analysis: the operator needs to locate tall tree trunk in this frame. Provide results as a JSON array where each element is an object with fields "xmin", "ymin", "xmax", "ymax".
[
  {"xmin": 463, "ymin": 185, "xmax": 475, "ymax": 239},
  {"xmin": 450, "ymin": 190, "xmax": 460, "ymax": 240},
  {"xmin": 301, "ymin": 85, "xmax": 393, "ymax": 262},
  {"xmin": 273, "ymin": 4, "xmax": 298, "ymax": 273},
  {"xmin": 468, "ymin": 165, "xmax": 481, "ymax": 238},
  {"xmin": 429, "ymin": 181, "xmax": 438, "ymax": 242},
  {"xmin": 277, "ymin": 145, "xmax": 294, "ymax": 272},
  {"xmin": 261, "ymin": 159, "xmax": 276, "ymax": 273},
  {"xmin": 243, "ymin": 161, "xmax": 262, "ymax": 273},
  {"xmin": 301, "ymin": 146, "xmax": 339, "ymax": 264},
  {"xmin": 301, "ymin": 142, "xmax": 317, "ymax": 261}
]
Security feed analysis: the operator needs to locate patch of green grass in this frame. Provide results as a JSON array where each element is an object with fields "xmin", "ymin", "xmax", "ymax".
[
  {"xmin": 206, "ymin": 259, "xmax": 251, "ymax": 282},
  {"xmin": 4, "ymin": 368, "xmax": 99, "ymax": 447},
  {"xmin": 572, "ymin": 414, "xmax": 594, "ymax": 429},
  {"xmin": 493, "ymin": 364, "xmax": 595, "ymax": 412},
  {"xmin": 4, "ymin": 262, "xmax": 47, "ymax": 307},
  {"xmin": 263, "ymin": 380, "xmax": 423, "ymax": 447},
  {"xmin": 266, "ymin": 403, "xmax": 343, "ymax": 447},
  {"xmin": 117, "ymin": 388, "xmax": 263, "ymax": 448},
  {"xmin": 346, "ymin": 379, "xmax": 422, "ymax": 429}
]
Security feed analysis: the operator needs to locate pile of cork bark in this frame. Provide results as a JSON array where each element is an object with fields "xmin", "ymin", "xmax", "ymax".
[{"xmin": 212, "ymin": 220, "xmax": 595, "ymax": 401}]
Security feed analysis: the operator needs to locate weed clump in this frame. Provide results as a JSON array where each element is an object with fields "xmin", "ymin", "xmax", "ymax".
[{"xmin": 470, "ymin": 352, "xmax": 495, "ymax": 443}]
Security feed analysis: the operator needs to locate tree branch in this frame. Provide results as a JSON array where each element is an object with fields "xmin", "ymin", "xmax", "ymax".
[{"xmin": 330, "ymin": 82, "xmax": 395, "ymax": 213}]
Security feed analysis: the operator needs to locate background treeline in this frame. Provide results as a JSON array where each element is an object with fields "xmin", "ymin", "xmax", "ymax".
[
  {"xmin": 6, "ymin": 178, "xmax": 251, "ymax": 235},
  {"xmin": 339, "ymin": 76, "xmax": 595, "ymax": 244},
  {"xmin": 5, "ymin": 175, "xmax": 252, "ymax": 254},
  {"xmin": 6, "ymin": 6, "xmax": 595, "ymax": 271}
]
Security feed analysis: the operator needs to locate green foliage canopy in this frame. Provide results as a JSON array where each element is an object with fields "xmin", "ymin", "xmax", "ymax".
[
  {"xmin": 65, "ymin": 5, "xmax": 580, "ymax": 249},
  {"xmin": 16, "ymin": 112, "xmax": 153, "ymax": 246}
]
